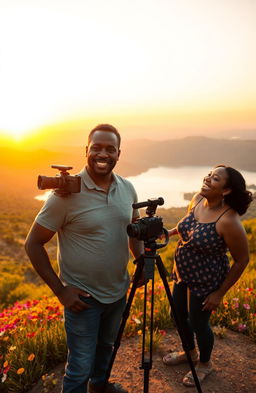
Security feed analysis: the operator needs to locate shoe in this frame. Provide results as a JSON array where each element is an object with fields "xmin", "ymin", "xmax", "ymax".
[
  {"xmin": 88, "ymin": 381, "xmax": 128, "ymax": 393},
  {"xmin": 182, "ymin": 364, "xmax": 213, "ymax": 387},
  {"xmin": 162, "ymin": 351, "xmax": 199, "ymax": 366}
]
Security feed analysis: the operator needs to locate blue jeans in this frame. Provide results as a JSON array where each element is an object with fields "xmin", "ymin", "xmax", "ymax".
[
  {"xmin": 62, "ymin": 295, "xmax": 126, "ymax": 393},
  {"xmin": 172, "ymin": 281, "xmax": 214, "ymax": 363}
]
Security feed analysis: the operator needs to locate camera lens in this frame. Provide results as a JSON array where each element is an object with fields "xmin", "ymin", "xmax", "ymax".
[
  {"xmin": 38, "ymin": 175, "xmax": 64, "ymax": 190},
  {"xmin": 127, "ymin": 223, "xmax": 140, "ymax": 238}
]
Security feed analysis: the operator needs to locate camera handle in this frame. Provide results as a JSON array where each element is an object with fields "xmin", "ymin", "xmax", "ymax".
[
  {"xmin": 104, "ymin": 244, "xmax": 203, "ymax": 393},
  {"xmin": 53, "ymin": 169, "xmax": 70, "ymax": 197}
]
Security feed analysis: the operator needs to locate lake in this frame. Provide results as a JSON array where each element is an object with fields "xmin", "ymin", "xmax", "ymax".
[
  {"xmin": 36, "ymin": 166, "xmax": 256, "ymax": 208},
  {"xmin": 126, "ymin": 166, "xmax": 256, "ymax": 208}
]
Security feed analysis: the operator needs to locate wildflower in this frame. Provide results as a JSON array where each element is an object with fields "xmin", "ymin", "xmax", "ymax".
[
  {"xmin": 237, "ymin": 323, "xmax": 247, "ymax": 332},
  {"xmin": 28, "ymin": 353, "xmax": 35, "ymax": 361},
  {"xmin": 17, "ymin": 368, "xmax": 25, "ymax": 375},
  {"xmin": 26, "ymin": 332, "xmax": 36, "ymax": 338},
  {"xmin": 243, "ymin": 304, "xmax": 250, "ymax": 310},
  {"xmin": 3, "ymin": 361, "xmax": 9, "ymax": 368},
  {"xmin": 9, "ymin": 346, "xmax": 16, "ymax": 351},
  {"xmin": 133, "ymin": 318, "xmax": 141, "ymax": 324},
  {"xmin": 3, "ymin": 365, "xmax": 10, "ymax": 374},
  {"xmin": 1, "ymin": 374, "xmax": 7, "ymax": 383},
  {"xmin": 137, "ymin": 330, "xmax": 142, "ymax": 335}
]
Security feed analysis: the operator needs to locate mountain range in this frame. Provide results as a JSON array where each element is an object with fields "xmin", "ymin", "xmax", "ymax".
[{"xmin": 1, "ymin": 136, "xmax": 256, "ymax": 195}]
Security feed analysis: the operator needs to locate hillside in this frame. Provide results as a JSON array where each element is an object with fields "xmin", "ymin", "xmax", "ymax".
[
  {"xmin": 0, "ymin": 192, "xmax": 255, "ymax": 310},
  {"xmin": 121, "ymin": 136, "xmax": 256, "ymax": 175},
  {"xmin": 0, "ymin": 193, "xmax": 256, "ymax": 392}
]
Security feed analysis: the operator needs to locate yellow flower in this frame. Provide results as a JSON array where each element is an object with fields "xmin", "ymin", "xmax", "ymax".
[
  {"xmin": 28, "ymin": 353, "xmax": 35, "ymax": 361},
  {"xmin": 17, "ymin": 368, "xmax": 25, "ymax": 375},
  {"xmin": 9, "ymin": 346, "xmax": 17, "ymax": 351},
  {"xmin": 3, "ymin": 360, "xmax": 9, "ymax": 368}
]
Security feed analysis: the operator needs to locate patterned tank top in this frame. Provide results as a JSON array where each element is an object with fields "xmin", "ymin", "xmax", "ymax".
[{"xmin": 173, "ymin": 199, "xmax": 230, "ymax": 297}]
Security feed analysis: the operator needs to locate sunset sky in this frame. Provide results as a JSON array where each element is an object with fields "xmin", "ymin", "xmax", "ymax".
[{"xmin": 0, "ymin": 0, "xmax": 255, "ymax": 147}]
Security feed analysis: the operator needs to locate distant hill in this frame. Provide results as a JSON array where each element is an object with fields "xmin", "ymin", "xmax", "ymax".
[
  {"xmin": 120, "ymin": 136, "xmax": 256, "ymax": 175},
  {"xmin": 1, "ymin": 136, "xmax": 256, "ymax": 195}
]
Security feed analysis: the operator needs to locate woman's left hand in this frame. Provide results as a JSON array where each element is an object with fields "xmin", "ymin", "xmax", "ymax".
[{"xmin": 202, "ymin": 290, "xmax": 223, "ymax": 311}]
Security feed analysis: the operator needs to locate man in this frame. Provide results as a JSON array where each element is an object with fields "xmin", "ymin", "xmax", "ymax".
[{"xmin": 25, "ymin": 124, "xmax": 143, "ymax": 393}]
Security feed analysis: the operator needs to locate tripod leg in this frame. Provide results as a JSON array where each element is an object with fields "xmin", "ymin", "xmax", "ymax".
[
  {"xmin": 103, "ymin": 255, "xmax": 145, "ymax": 388},
  {"xmin": 156, "ymin": 255, "xmax": 204, "ymax": 393},
  {"xmin": 140, "ymin": 266, "xmax": 155, "ymax": 393}
]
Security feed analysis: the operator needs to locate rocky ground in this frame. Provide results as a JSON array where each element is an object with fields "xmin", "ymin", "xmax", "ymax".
[{"xmin": 28, "ymin": 328, "xmax": 256, "ymax": 393}]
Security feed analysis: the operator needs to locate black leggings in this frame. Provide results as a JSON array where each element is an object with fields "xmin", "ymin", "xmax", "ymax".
[{"xmin": 172, "ymin": 281, "xmax": 214, "ymax": 363}]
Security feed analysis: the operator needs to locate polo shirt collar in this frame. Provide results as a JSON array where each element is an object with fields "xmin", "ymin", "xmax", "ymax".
[{"xmin": 79, "ymin": 168, "xmax": 118, "ymax": 191}]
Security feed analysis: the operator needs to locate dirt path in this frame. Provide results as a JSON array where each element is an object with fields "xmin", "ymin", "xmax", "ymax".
[{"xmin": 28, "ymin": 329, "xmax": 256, "ymax": 393}]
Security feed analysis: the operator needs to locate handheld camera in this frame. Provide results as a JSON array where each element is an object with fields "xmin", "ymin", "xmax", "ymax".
[
  {"xmin": 38, "ymin": 165, "xmax": 81, "ymax": 196},
  {"xmin": 127, "ymin": 197, "xmax": 168, "ymax": 248}
]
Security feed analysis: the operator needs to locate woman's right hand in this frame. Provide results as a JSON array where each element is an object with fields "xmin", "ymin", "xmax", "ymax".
[
  {"xmin": 159, "ymin": 227, "xmax": 177, "ymax": 241},
  {"xmin": 168, "ymin": 227, "xmax": 178, "ymax": 237}
]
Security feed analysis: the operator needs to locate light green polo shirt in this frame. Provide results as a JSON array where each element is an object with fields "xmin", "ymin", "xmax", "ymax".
[{"xmin": 36, "ymin": 169, "xmax": 139, "ymax": 303}]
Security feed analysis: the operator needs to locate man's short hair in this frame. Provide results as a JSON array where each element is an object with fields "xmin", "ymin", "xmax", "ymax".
[{"xmin": 88, "ymin": 124, "xmax": 121, "ymax": 147}]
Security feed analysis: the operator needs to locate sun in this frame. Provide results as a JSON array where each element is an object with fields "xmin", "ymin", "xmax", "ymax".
[
  {"xmin": 0, "ymin": 111, "xmax": 44, "ymax": 142},
  {"xmin": 0, "ymin": 100, "xmax": 52, "ymax": 143},
  {"xmin": 0, "ymin": 127, "xmax": 31, "ymax": 141}
]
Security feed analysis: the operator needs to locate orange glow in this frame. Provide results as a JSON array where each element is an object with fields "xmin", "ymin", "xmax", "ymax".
[{"xmin": 0, "ymin": 1, "xmax": 255, "ymax": 146}]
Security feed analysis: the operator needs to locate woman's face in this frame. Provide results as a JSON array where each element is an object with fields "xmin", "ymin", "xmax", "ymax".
[{"xmin": 200, "ymin": 166, "xmax": 230, "ymax": 198}]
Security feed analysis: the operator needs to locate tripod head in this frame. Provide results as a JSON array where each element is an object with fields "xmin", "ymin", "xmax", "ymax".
[{"xmin": 127, "ymin": 197, "xmax": 169, "ymax": 250}]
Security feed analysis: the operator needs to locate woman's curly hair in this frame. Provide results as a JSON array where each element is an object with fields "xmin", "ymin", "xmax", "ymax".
[{"xmin": 216, "ymin": 165, "xmax": 253, "ymax": 215}]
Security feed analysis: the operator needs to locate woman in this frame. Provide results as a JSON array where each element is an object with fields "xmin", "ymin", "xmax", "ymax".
[{"xmin": 162, "ymin": 165, "xmax": 253, "ymax": 387}]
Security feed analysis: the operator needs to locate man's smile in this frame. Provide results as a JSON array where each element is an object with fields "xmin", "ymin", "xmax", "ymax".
[{"xmin": 95, "ymin": 161, "xmax": 108, "ymax": 169}]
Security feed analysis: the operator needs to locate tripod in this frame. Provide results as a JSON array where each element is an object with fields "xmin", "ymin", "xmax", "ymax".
[{"xmin": 105, "ymin": 239, "xmax": 203, "ymax": 393}]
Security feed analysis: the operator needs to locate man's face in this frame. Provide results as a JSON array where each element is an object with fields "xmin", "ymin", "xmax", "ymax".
[{"xmin": 86, "ymin": 130, "xmax": 120, "ymax": 177}]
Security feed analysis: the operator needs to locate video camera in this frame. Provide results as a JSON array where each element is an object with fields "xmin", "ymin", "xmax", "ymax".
[
  {"xmin": 127, "ymin": 197, "xmax": 168, "ymax": 246},
  {"xmin": 38, "ymin": 165, "xmax": 81, "ymax": 196}
]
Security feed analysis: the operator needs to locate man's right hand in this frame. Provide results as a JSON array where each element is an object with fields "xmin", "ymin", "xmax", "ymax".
[{"xmin": 57, "ymin": 286, "xmax": 92, "ymax": 312}]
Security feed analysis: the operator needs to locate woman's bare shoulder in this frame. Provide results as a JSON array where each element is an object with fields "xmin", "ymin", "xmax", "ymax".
[{"xmin": 218, "ymin": 208, "xmax": 244, "ymax": 235}]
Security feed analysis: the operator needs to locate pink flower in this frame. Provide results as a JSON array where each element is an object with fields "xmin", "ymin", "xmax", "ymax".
[
  {"xmin": 243, "ymin": 304, "xmax": 250, "ymax": 310},
  {"xmin": 237, "ymin": 323, "xmax": 247, "ymax": 332}
]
